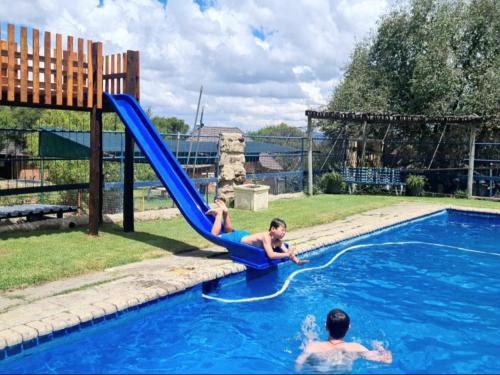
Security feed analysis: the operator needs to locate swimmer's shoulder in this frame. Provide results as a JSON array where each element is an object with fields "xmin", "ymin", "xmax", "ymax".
[
  {"xmin": 305, "ymin": 341, "xmax": 335, "ymax": 353},
  {"xmin": 340, "ymin": 342, "xmax": 369, "ymax": 353}
]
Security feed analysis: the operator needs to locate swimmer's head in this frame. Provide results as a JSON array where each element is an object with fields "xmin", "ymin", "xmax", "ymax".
[{"xmin": 326, "ymin": 308, "xmax": 350, "ymax": 339}]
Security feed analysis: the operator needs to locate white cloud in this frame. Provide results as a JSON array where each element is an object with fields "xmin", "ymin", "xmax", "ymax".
[{"xmin": 0, "ymin": 0, "xmax": 389, "ymax": 131}]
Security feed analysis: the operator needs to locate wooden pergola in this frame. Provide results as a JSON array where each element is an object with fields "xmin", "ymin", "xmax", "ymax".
[{"xmin": 305, "ymin": 110, "xmax": 483, "ymax": 198}]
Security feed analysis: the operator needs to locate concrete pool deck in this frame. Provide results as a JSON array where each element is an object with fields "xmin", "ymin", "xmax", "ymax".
[{"xmin": 0, "ymin": 202, "xmax": 498, "ymax": 354}]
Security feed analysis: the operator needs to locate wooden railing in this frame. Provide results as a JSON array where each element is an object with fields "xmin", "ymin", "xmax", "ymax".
[
  {"xmin": 103, "ymin": 52, "xmax": 126, "ymax": 95},
  {"xmin": 103, "ymin": 50, "xmax": 140, "ymax": 100},
  {"xmin": 0, "ymin": 23, "xmax": 137, "ymax": 110}
]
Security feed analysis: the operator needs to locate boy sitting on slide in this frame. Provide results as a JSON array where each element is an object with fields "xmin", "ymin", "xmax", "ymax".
[{"xmin": 206, "ymin": 198, "xmax": 308, "ymax": 265}]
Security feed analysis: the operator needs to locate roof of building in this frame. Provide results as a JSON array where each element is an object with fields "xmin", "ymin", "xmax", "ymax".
[
  {"xmin": 259, "ymin": 153, "xmax": 283, "ymax": 171},
  {"xmin": 38, "ymin": 129, "xmax": 302, "ymax": 161}
]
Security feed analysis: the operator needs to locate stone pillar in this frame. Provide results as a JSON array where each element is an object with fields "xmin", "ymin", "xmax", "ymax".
[{"xmin": 217, "ymin": 133, "xmax": 246, "ymax": 203}]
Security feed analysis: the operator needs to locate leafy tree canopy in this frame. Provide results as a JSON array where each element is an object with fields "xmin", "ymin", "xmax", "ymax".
[
  {"xmin": 328, "ymin": 0, "xmax": 498, "ymax": 125},
  {"xmin": 0, "ymin": 106, "xmax": 189, "ymax": 134},
  {"xmin": 247, "ymin": 122, "xmax": 304, "ymax": 138},
  {"xmin": 325, "ymin": 0, "xmax": 499, "ymax": 169},
  {"xmin": 151, "ymin": 116, "xmax": 189, "ymax": 134}
]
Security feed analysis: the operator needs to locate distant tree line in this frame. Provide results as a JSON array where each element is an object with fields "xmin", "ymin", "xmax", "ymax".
[{"xmin": 0, "ymin": 106, "xmax": 189, "ymax": 134}]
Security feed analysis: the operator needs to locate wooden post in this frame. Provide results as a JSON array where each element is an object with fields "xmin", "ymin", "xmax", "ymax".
[
  {"xmin": 307, "ymin": 115, "xmax": 313, "ymax": 196},
  {"xmin": 467, "ymin": 124, "xmax": 477, "ymax": 198},
  {"xmin": 89, "ymin": 42, "xmax": 103, "ymax": 236},
  {"xmin": 300, "ymin": 137, "xmax": 305, "ymax": 193},
  {"xmin": 123, "ymin": 50, "xmax": 140, "ymax": 232},
  {"xmin": 360, "ymin": 120, "xmax": 367, "ymax": 167}
]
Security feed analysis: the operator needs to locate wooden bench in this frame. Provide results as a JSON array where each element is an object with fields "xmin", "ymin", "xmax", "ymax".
[
  {"xmin": 0, "ymin": 204, "xmax": 77, "ymax": 222},
  {"xmin": 341, "ymin": 167, "xmax": 405, "ymax": 195}
]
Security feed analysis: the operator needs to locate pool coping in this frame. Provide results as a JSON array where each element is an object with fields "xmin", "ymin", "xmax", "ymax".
[{"xmin": 0, "ymin": 202, "xmax": 498, "ymax": 358}]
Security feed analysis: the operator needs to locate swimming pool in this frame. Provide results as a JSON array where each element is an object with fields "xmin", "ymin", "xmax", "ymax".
[{"xmin": 0, "ymin": 209, "xmax": 498, "ymax": 373}]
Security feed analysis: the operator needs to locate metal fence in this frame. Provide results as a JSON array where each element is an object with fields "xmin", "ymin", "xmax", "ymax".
[
  {"xmin": 1, "ymin": 126, "xmax": 498, "ymax": 217},
  {"xmin": 309, "ymin": 124, "xmax": 499, "ymax": 197},
  {"xmin": 0, "ymin": 129, "xmax": 308, "ymax": 214}
]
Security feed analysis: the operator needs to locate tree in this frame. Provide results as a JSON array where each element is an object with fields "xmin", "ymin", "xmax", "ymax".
[
  {"xmin": 247, "ymin": 122, "xmax": 305, "ymax": 171},
  {"xmin": 151, "ymin": 116, "xmax": 189, "ymax": 134},
  {"xmin": 35, "ymin": 110, "xmax": 89, "ymax": 130},
  {"xmin": 0, "ymin": 107, "xmax": 18, "ymax": 128},
  {"xmin": 328, "ymin": 43, "xmax": 390, "ymax": 114},
  {"xmin": 248, "ymin": 122, "xmax": 304, "ymax": 139},
  {"xmin": 325, "ymin": 0, "xmax": 499, "ymax": 169}
]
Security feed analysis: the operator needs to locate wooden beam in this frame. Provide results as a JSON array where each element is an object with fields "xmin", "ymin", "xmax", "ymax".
[
  {"xmin": 44, "ymin": 31, "xmax": 51, "ymax": 105},
  {"xmin": 305, "ymin": 110, "xmax": 483, "ymax": 125},
  {"xmin": 32, "ymin": 29, "xmax": 40, "ymax": 104},
  {"xmin": 307, "ymin": 115, "xmax": 313, "ymax": 196},
  {"xmin": 66, "ymin": 36, "xmax": 73, "ymax": 106},
  {"xmin": 88, "ymin": 42, "xmax": 104, "ymax": 236},
  {"xmin": 123, "ymin": 50, "xmax": 140, "ymax": 232},
  {"xmin": 360, "ymin": 120, "xmax": 367, "ymax": 167},
  {"xmin": 55, "ymin": 34, "xmax": 62, "ymax": 105},
  {"xmin": 7, "ymin": 24, "xmax": 16, "ymax": 101},
  {"xmin": 467, "ymin": 125, "xmax": 477, "ymax": 198},
  {"xmin": 20, "ymin": 27, "xmax": 28, "ymax": 102},
  {"xmin": 86, "ymin": 40, "xmax": 93, "ymax": 108},
  {"xmin": 0, "ymin": 26, "xmax": 2, "ymax": 101},
  {"xmin": 77, "ymin": 38, "xmax": 84, "ymax": 106},
  {"xmin": 110, "ymin": 53, "xmax": 115, "ymax": 94}
]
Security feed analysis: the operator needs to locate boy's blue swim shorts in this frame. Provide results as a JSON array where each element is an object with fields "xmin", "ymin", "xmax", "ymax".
[{"xmin": 219, "ymin": 229, "xmax": 250, "ymax": 243}]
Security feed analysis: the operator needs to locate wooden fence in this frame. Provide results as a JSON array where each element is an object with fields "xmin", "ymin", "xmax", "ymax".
[{"xmin": 0, "ymin": 23, "xmax": 136, "ymax": 110}]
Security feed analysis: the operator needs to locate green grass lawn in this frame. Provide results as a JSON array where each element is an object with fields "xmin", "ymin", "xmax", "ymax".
[{"xmin": 0, "ymin": 194, "xmax": 498, "ymax": 291}]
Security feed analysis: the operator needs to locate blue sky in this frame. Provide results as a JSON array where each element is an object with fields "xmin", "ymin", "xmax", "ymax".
[{"xmin": 0, "ymin": 0, "xmax": 390, "ymax": 132}]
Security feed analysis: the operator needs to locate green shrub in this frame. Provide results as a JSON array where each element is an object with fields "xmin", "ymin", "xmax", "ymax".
[
  {"xmin": 320, "ymin": 172, "xmax": 345, "ymax": 194},
  {"xmin": 454, "ymin": 189, "xmax": 468, "ymax": 199},
  {"xmin": 311, "ymin": 175, "xmax": 323, "ymax": 195},
  {"xmin": 405, "ymin": 175, "xmax": 427, "ymax": 196}
]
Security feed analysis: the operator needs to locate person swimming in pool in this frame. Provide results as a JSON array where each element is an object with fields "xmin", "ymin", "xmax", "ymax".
[
  {"xmin": 206, "ymin": 198, "xmax": 308, "ymax": 265},
  {"xmin": 295, "ymin": 308, "xmax": 392, "ymax": 371}
]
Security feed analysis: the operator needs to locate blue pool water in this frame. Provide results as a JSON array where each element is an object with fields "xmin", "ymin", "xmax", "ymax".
[{"xmin": 1, "ymin": 209, "xmax": 499, "ymax": 374}]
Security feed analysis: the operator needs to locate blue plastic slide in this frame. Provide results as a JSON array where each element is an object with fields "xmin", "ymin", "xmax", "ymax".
[{"xmin": 104, "ymin": 93, "xmax": 288, "ymax": 270}]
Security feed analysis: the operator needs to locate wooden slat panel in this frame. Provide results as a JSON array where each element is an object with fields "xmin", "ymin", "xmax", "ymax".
[
  {"xmin": 32, "ymin": 29, "xmax": 40, "ymax": 104},
  {"xmin": 55, "ymin": 34, "xmax": 62, "ymax": 105},
  {"xmin": 104, "ymin": 54, "xmax": 109, "ymax": 93},
  {"xmin": 122, "ymin": 52, "xmax": 127, "ymax": 92},
  {"xmin": 96, "ymin": 43, "xmax": 103, "ymax": 108},
  {"xmin": 110, "ymin": 54, "xmax": 115, "ymax": 94},
  {"xmin": 7, "ymin": 24, "xmax": 16, "ymax": 101},
  {"xmin": 135, "ymin": 51, "xmax": 140, "ymax": 101},
  {"xmin": 0, "ymin": 25, "xmax": 118, "ymax": 110},
  {"xmin": 0, "ymin": 50, "xmax": 89, "ymax": 68},
  {"xmin": 0, "ymin": 25, "xmax": 3, "ymax": 101},
  {"xmin": 116, "ymin": 53, "xmax": 121, "ymax": 93},
  {"xmin": 87, "ymin": 40, "xmax": 93, "ymax": 108},
  {"xmin": 77, "ymin": 38, "xmax": 84, "ymax": 106},
  {"xmin": 66, "ymin": 36, "xmax": 73, "ymax": 106},
  {"xmin": 102, "ymin": 73, "xmax": 126, "ymax": 79},
  {"xmin": 44, "ymin": 31, "xmax": 51, "ymax": 105},
  {"xmin": 20, "ymin": 27, "xmax": 28, "ymax": 102}
]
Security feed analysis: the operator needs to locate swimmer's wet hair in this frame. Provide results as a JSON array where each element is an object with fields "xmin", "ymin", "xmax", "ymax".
[
  {"xmin": 269, "ymin": 218, "xmax": 286, "ymax": 231},
  {"xmin": 326, "ymin": 308, "xmax": 350, "ymax": 339}
]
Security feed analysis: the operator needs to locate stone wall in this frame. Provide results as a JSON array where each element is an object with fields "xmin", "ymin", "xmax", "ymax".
[{"xmin": 217, "ymin": 133, "xmax": 246, "ymax": 203}]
